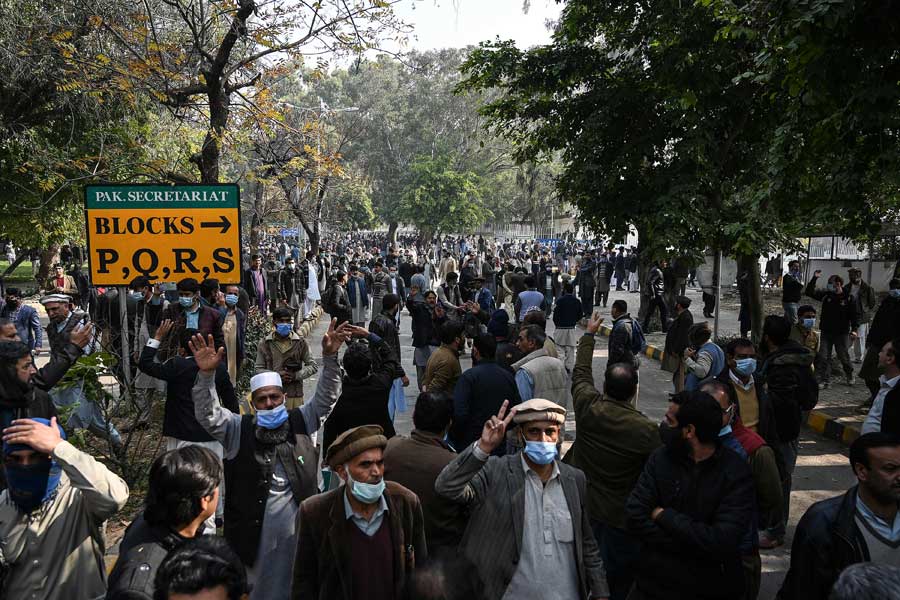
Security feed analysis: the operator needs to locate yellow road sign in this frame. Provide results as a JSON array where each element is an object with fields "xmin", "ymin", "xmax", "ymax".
[{"xmin": 84, "ymin": 184, "xmax": 241, "ymax": 286}]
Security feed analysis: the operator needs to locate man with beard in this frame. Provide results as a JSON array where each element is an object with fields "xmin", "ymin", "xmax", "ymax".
[
  {"xmin": 190, "ymin": 319, "xmax": 349, "ymax": 600},
  {"xmin": 626, "ymin": 391, "xmax": 754, "ymax": 600},
  {"xmin": 779, "ymin": 433, "xmax": 900, "ymax": 600},
  {"xmin": 407, "ymin": 289, "xmax": 442, "ymax": 391},
  {"xmin": 40, "ymin": 294, "xmax": 122, "ymax": 448}
]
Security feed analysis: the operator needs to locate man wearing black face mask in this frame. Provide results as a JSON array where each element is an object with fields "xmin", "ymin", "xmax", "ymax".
[
  {"xmin": 0, "ymin": 416, "xmax": 128, "ymax": 600},
  {"xmin": 626, "ymin": 391, "xmax": 754, "ymax": 600}
]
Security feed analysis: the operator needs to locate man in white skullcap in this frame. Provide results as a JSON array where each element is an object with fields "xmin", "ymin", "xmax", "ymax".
[
  {"xmin": 436, "ymin": 398, "xmax": 610, "ymax": 600},
  {"xmin": 39, "ymin": 293, "xmax": 121, "ymax": 447},
  {"xmin": 189, "ymin": 318, "xmax": 351, "ymax": 600}
]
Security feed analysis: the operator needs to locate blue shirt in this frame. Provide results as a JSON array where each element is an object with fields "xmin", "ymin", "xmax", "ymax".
[
  {"xmin": 343, "ymin": 488, "xmax": 388, "ymax": 537},
  {"xmin": 856, "ymin": 494, "xmax": 900, "ymax": 543},
  {"xmin": 515, "ymin": 369, "xmax": 534, "ymax": 401},
  {"xmin": 185, "ymin": 304, "xmax": 201, "ymax": 329}
]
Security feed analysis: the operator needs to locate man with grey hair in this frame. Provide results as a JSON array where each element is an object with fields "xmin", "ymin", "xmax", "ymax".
[
  {"xmin": 436, "ymin": 398, "xmax": 609, "ymax": 600},
  {"xmin": 829, "ymin": 563, "xmax": 900, "ymax": 600}
]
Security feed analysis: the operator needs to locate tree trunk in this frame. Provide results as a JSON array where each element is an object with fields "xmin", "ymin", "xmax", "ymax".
[
  {"xmin": 37, "ymin": 244, "xmax": 59, "ymax": 285},
  {"xmin": 387, "ymin": 221, "xmax": 399, "ymax": 244},
  {"xmin": 738, "ymin": 253, "xmax": 764, "ymax": 344},
  {"xmin": 197, "ymin": 77, "xmax": 227, "ymax": 184},
  {"xmin": 250, "ymin": 212, "xmax": 261, "ymax": 254}
]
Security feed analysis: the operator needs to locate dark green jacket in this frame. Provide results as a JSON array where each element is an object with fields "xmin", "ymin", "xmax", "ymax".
[{"xmin": 567, "ymin": 333, "xmax": 661, "ymax": 528}]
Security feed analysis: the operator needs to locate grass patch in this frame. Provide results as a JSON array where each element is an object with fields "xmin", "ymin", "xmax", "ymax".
[{"xmin": 0, "ymin": 259, "xmax": 38, "ymax": 286}]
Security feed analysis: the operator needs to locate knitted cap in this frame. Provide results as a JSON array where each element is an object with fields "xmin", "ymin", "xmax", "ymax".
[{"xmin": 325, "ymin": 425, "xmax": 388, "ymax": 467}]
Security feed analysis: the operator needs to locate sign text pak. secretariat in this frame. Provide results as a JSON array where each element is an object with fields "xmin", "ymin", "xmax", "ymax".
[{"xmin": 84, "ymin": 184, "xmax": 241, "ymax": 286}]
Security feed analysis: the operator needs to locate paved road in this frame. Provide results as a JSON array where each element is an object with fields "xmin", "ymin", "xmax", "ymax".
[{"xmin": 302, "ymin": 302, "xmax": 857, "ymax": 600}]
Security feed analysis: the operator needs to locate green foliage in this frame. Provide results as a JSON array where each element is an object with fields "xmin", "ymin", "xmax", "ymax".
[
  {"xmin": 237, "ymin": 308, "xmax": 273, "ymax": 399},
  {"xmin": 459, "ymin": 0, "xmax": 897, "ymax": 258},
  {"xmin": 397, "ymin": 155, "xmax": 491, "ymax": 236}
]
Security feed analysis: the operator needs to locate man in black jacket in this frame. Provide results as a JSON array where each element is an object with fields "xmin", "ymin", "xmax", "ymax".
[
  {"xmin": 407, "ymin": 289, "xmax": 441, "ymax": 390},
  {"xmin": 805, "ymin": 270, "xmax": 860, "ymax": 388},
  {"xmin": 321, "ymin": 325, "xmax": 401, "ymax": 453},
  {"xmin": 782, "ymin": 260, "xmax": 803, "ymax": 324},
  {"xmin": 139, "ymin": 319, "xmax": 239, "ymax": 444},
  {"xmin": 758, "ymin": 315, "xmax": 817, "ymax": 548},
  {"xmin": 626, "ymin": 390, "xmax": 754, "ymax": 600},
  {"xmin": 449, "ymin": 333, "xmax": 521, "ymax": 454},
  {"xmin": 107, "ymin": 446, "xmax": 221, "ymax": 599},
  {"xmin": 369, "ymin": 294, "xmax": 409, "ymax": 420},
  {"xmin": 662, "ymin": 296, "xmax": 693, "ymax": 392},
  {"xmin": 778, "ymin": 432, "xmax": 900, "ymax": 600},
  {"xmin": 860, "ymin": 278, "xmax": 900, "ymax": 397}
]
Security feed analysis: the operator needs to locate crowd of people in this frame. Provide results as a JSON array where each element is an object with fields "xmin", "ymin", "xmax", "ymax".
[{"xmin": 0, "ymin": 232, "xmax": 898, "ymax": 600}]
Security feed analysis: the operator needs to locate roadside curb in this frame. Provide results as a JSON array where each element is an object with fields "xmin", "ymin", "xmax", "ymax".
[
  {"xmin": 299, "ymin": 305, "xmax": 325, "ymax": 338},
  {"xmin": 596, "ymin": 323, "xmax": 861, "ymax": 447}
]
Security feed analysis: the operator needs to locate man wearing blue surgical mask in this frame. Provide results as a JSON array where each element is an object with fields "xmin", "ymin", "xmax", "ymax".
[
  {"xmin": 255, "ymin": 307, "xmax": 317, "ymax": 410},
  {"xmin": 154, "ymin": 277, "xmax": 224, "ymax": 360},
  {"xmin": 190, "ymin": 319, "xmax": 348, "ymax": 600},
  {"xmin": 217, "ymin": 284, "xmax": 246, "ymax": 387},
  {"xmin": 717, "ymin": 338, "xmax": 782, "ymax": 456},
  {"xmin": 435, "ymin": 398, "xmax": 610, "ymax": 600},
  {"xmin": 292, "ymin": 424, "xmax": 427, "ymax": 600}
]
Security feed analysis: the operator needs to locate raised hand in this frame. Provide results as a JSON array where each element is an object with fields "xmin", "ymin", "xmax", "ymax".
[
  {"xmin": 586, "ymin": 311, "xmax": 604, "ymax": 334},
  {"xmin": 344, "ymin": 325, "xmax": 370, "ymax": 339},
  {"xmin": 3, "ymin": 416, "xmax": 63, "ymax": 455},
  {"xmin": 154, "ymin": 319, "xmax": 174, "ymax": 342},
  {"xmin": 478, "ymin": 400, "xmax": 516, "ymax": 454},
  {"xmin": 189, "ymin": 333, "xmax": 224, "ymax": 374},
  {"xmin": 322, "ymin": 319, "xmax": 352, "ymax": 355},
  {"xmin": 69, "ymin": 322, "xmax": 94, "ymax": 349}
]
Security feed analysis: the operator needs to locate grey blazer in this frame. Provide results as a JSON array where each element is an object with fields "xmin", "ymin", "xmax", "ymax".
[{"xmin": 435, "ymin": 444, "xmax": 609, "ymax": 599}]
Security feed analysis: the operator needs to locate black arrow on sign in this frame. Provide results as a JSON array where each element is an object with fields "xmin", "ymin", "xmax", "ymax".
[{"xmin": 200, "ymin": 215, "xmax": 231, "ymax": 234}]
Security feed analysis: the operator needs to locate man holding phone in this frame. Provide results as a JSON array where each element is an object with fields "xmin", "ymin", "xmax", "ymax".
[{"xmin": 40, "ymin": 294, "xmax": 121, "ymax": 449}]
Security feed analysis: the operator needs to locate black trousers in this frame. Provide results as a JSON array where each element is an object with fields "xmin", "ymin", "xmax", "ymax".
[
  {"xmin": 643, "ymin": 296, "xmax": 668, "ymax": 332},
  {"xmin": 702, "ymin": 292, "xmax": 716, "ymax": 316}
]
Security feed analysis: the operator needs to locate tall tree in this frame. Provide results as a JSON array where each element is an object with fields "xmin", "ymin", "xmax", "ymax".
[{"xmin": 76, "ymin": 0, "xmax": 406, "ymax": 183}]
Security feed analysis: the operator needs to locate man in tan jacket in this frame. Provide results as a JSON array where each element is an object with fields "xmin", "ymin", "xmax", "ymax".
[
  {"xmin": 255, "ymin": 307, "xmax": 318, "ymax": 409},
  {"xmin": 422, "ymin": 321, "xmax": 464, "ymax": 394},
  {"xmin": 0, "ymin": 416, "xmax": 129, "ymax": 600}
]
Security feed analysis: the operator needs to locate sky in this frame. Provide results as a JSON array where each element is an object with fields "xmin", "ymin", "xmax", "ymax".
[{"xmin": 391, "ymin": 0, "xmax": 562, "ymax": 51}]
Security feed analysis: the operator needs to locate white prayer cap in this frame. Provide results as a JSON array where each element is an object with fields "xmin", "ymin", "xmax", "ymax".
[
  {"xmin": 40, "ymin": 294, "xmax": 71, "ymax": 305},
  {"xmin": 250, "ymin": 371, "xmax": 283, "ymax": 393}
]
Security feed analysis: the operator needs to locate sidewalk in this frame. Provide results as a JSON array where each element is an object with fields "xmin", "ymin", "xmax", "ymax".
[{"xmin": 592, "ymin": 285, "xmax": 869, "ymax": 446}]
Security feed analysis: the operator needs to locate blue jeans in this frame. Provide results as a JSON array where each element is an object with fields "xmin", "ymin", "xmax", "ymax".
[
  {"xmin": 50, "ymin": 380, "xmax": 122, "ymax": 446},
  {"xmin": 592, "ymin": 520, "xmax": 641, "ymax": 600}
]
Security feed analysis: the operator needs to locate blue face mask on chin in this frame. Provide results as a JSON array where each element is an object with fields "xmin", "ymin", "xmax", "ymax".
[
  {"xmin": 256, "ymin": 404, "xmax": 288, "ymax": 429},
  {"xmin": 347, "ymin": 471, "xmax": 386, "ymax": 504},
  {"xmin": 523, "ymin": 440, "xmax": 558, "ymax": 465}
]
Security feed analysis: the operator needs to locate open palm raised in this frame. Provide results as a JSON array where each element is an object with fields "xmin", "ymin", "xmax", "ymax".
[{"xmin": 189, "ymin": 333, "xmax": 224, "ymax": 374}]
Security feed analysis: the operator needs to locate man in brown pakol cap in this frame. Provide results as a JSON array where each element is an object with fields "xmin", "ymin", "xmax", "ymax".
[
  {"xmin": 435, "ymin": 398, "xmax": 610, "ymax": 600},
  {"xmin": 292, "ymin": 424, "xmax": 427, "ymax": 600}
]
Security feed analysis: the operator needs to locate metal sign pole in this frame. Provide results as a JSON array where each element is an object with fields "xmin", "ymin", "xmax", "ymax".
[
  {"xmin": 118, "ymin": 286, "xmax": 132, "ymax": 387},
  {"xmin": 713, "ymin": 250, "xmax": 723, "ymax": 339}
]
